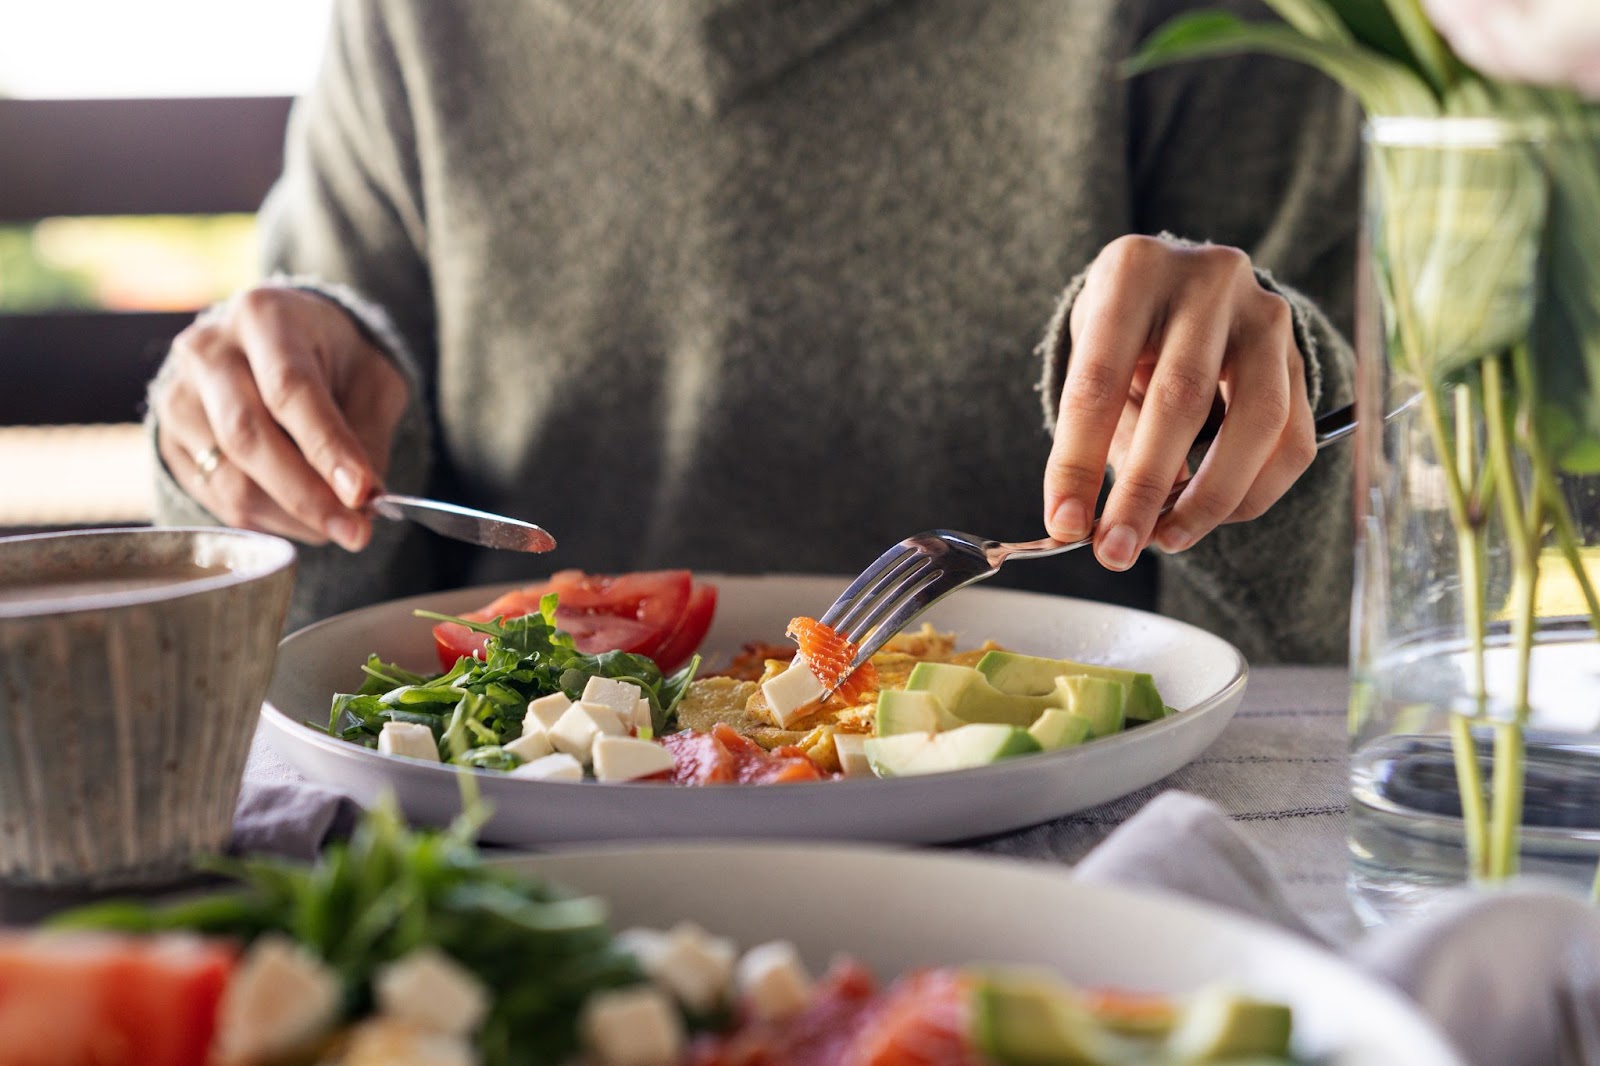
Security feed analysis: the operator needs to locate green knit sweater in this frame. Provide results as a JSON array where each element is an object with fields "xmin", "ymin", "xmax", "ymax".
[{"xmin": 151, "ymin": 0, "xmax": 1363, "ymax": 662}]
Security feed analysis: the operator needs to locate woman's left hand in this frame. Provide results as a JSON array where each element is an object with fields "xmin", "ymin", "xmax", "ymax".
[{"xmin": 1042, "ymin": 235, "xmax": 1318, "ymax": 571}]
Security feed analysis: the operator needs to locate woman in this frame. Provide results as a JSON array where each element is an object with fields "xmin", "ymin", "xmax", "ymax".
[{"xmin": 148, "ymin": 0, "xmax": 1361, "ymax": 661}]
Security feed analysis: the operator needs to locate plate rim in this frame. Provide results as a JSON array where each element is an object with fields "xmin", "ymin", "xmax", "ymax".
[{"xmin": 262, "ymin": 573, "xmax": 1248, "ymax": 793}]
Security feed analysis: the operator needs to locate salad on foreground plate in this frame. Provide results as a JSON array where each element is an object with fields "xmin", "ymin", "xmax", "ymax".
[
  {"xmin": 322, "ymin": 570, "xmax": 1175, "ymax": 786},
  {"xmin": 18, "ymin": 794, "xmax": 1302, "ymax": 1066}
]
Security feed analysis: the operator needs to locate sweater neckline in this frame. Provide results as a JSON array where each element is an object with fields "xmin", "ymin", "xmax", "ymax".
[{"xmin": 531, "ymin": 0, "xmax": 901, "ymax": 112}]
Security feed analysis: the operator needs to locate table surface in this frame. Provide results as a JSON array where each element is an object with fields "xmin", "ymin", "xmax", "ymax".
[{"xmin": 246, "ymin": 663, "xmax": 1361, "ymax": 942}]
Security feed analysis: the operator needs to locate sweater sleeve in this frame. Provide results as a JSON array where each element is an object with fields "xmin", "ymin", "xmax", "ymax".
[
  {"xmin": 1037, "ymin": 7, "xmax": 1364, "ymax": 664},
  {"xmin": 146, "ymin": 0, "xmax": 442, "ymax": 632}
]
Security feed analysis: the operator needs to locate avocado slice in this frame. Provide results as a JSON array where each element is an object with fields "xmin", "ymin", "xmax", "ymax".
[
  {"xmin": 1028, "ymin": 708, "xmax": 1091, "ymax": 750},
  {"xmin": 935, "ymin": 723, "xmax": 1041, "ymax": 766},
  {"xmin": 904, "ymin": 662, "xmax": 1057, "ymax": 727},
  {"xmin": 976, "ymin": 651, "xmax": 1167, "ymax": 723},
  {"xmin": 972, "ymin": 972, "xmax": 1113, "ymax": 1065},
  {"xmin": 1165, "ymin": 987, "xmax": 1293, "ymax": 1062},
  {"xmin": 876, "ymin": 688, "xmax": 963, "ymax": 736},
  {"xmin": 865, "ymin": 723, "xmax": 1040, "ymax": 777},
  {"xmin": 1056, "ymin": 675, "xmax": 1127, "ymax": 738},
  {"xmin": 864, "ymin": 731, "xmax": 939, "ymax": 778}
]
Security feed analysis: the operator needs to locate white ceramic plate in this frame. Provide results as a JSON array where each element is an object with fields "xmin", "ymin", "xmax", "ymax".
[
  {"xmin": 511, "ymin": 843, "xmax": 1465, "ymax": 1065},
  {"xmin": 261, "ymin": 574, "xmax": 1247, "ymax": 845}
]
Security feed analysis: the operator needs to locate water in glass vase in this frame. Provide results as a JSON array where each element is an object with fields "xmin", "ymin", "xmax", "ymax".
[{"xmin": 1349, "ymin": 624, "xmax": 1600, "ymax": 925}]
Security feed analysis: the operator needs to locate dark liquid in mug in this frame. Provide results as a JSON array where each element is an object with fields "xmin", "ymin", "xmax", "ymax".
[{"xmin": 0, "ymin": 564, "xmax": 231, "ymax": 608}]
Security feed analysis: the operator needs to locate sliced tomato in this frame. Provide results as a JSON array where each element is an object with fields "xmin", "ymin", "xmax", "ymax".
[
  {"xmin": 547, "ymin": 569, "xmax": 691, "ymax": 661},
  {"xmin": 651, "ymin": 582, "xmax": 718, "ymax": 673},
  {"xmin": 0, "ymin": 933, "xmax": 234, "ymax": 1066},
  {"xmin": 431, "ymin": 570, "xmax": 712, "ymax": 672}
]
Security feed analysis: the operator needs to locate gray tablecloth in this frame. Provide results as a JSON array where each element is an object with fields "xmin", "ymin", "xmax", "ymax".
[{"xmin": 244, "ymin": 664, "xmax": 1360, "ymax": 940}]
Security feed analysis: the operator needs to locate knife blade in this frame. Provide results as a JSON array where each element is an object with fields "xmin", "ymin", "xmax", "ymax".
[{"xmin": 368, "ymin": 493, "xmax": 557, "ymax": 553}]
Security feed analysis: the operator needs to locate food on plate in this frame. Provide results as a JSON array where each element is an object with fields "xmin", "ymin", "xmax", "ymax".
[
  {"xmin": 36, "ymin": 800, "xmax": 1302, "ymax": 1066},
  {"xmin": 323, "ymin": 572, "xmax": 1173, "ymax": 785},
  {"xmin": 327, "ymin": 591, "xmax": 700, "ymax": 774},
  {"xmin": 660, "ymin": 724, "xmax": 825, "ymax": 785}
]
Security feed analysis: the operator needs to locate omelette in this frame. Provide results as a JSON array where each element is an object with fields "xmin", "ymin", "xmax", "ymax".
[{"xmin": 673, "ymin": 624, "xmax": 1002, "ymax": 772}]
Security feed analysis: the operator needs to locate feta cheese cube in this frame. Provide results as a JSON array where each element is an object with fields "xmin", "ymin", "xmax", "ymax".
[
  {"xmin": 509, "ymin": 752, "xmax": 584, "ymax": 781},
  {"xmin": 374, "ymin": 947, "xmax": 490, "ymax": 1037},
  {"xmin": 735, "ymin": 941, "xmax": 813, "ymax": 1021},
  {"xmin": 504, "ymin": 727, "xmax": 554, "ymax": 763},
  {"xmin": 525, "ymin": 692, "xmax": 572, "ymax": 732},
  {"xmin": 582, "ymin": 675, "xmax": 646, "ymax": 728},
  {"xmin": 832, "ymin": 733, "xmax": 872, "ymax": 776},
  {"xmin": 592, "ymin": 735, "xmax": 677, "ymax": 782},
  {"xmin": 378, "ymin": 721, "xmax": 441, "ymax": 762},
  {"xmin": 549, "ymin": 701, "xmax": 627, "ymax": 763},
  {"xmin": 580, "ymin": 985, "xmax": 684, "ymax": 1066},
  {"xmin": 648, "ymin": 923, "xmax": 737, "ymax": 1014},
  {"xmin": 213, "ymin": 934, "xmax": 341, "ymax": 1061},
  {"xmin": 634, "ymin": 697, "xmax": 654, "ymax": 734},
  {"xmin": 760, "ymin": 655, "xmax": 827, "ymax": 728},
  {"xmin": 338, "ymin": 1018, "xmax": 478, "ymax": 1066}
]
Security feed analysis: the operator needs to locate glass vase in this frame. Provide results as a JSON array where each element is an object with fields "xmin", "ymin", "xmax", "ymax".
[{"xmin": 1347, "ymin": 116, "xmax": 1600, "ymax": 926}]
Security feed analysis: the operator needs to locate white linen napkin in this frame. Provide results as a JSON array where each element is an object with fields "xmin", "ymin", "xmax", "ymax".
[
  {"xmin": 1077, "ymin": 791, "xmax": 1600, "ymax": 1066},
  {"xmin": 229, "ymin": 779, "xmax": 362, "ymax": 861}
]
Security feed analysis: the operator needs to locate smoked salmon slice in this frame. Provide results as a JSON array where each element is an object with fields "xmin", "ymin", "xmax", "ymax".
[
  {"xmin": 786, "ymin": 617, "xmax": 879, "ymax": 706},
  {"xmin": 845, "ymin": 969, "xmax": 985, "ymax": 1066}
]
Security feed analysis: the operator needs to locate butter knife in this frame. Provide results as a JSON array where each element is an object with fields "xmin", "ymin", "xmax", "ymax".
[{"xmin": 368, "ymin": 493, "xmax": 557, "ymax": 553}]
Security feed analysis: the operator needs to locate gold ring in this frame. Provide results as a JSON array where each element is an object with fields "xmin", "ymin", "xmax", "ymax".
[{"xmin": 193, "ymin": 445, "xmax": 223, "ymax": 482}]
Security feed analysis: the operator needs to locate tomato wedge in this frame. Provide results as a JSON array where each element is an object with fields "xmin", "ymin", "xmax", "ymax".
[
  {"xmin": 0, "ymin": 933, "xmax": 234, "ymax": 1066},
  {"xmin": 430, "ymin": 571, "xmax": 716, "ymax": 673},
  {"xmin": 547, "ymin": 569, "xmax": 691, "ymax": 661},
  {"xmin": 651, "ymin": 582, "xmax": 718, "ymax": 673}
]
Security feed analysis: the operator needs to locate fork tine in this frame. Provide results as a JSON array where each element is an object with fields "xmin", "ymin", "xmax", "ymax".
[
  {"xmin": 818, "ymin": 542, "xmax": 925, "ymax": 630},
  {"xmin": 847, "ymin": 564, "xmax": 949, "ymax": 665},
  {"xmin": 831, "ymin": 554, "xmax": 933, "ymax": 641}
]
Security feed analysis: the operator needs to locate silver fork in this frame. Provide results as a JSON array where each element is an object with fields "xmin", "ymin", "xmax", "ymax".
[{"xmin": 814, "ymin": 397, "xmax": 1410, "ymax": 688}]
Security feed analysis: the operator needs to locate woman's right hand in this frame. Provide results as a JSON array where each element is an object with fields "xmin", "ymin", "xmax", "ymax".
[{"xmin": 151, "ymin": 285, "xmax": 410, "ymax": 551}]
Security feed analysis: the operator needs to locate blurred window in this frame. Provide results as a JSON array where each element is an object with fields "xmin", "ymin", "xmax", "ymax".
[{"xmin": 0, "ymin": 1, "xmax": 331, "ymax": 530}]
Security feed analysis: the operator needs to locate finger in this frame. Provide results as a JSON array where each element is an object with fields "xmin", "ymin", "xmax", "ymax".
[
  {"xmin": 1094, "ymin": 308, "xmax": 1229, "ymax": 570},
  {"xmin": 234, "ymin": 290, "xmax": 384, "ymax": 509},
  {"xmin": 1043, "ymin": 280, "xmax": 1159, "ymax": 543},
  {"xmin": 153, "ymin": 374, "xmax": 211, "ymax": 483},
  {"xmin": 1223, "ymin": 349, "xmax": 1317, "ymax": 525},
  {"xmin": 339, "ymin": 353, "xmax": 410, "ymax": 484},
  {"xmin": 168, "ymin": 443, "xmax": 330, "ymax": 544},
  {"xmin": 1151, "ymin": 330, "xmax": 1294, "ymax": 552},
  {"xmin": 158, "ymin": 380, "xmax": 329, "ymax": 544},
  {"xmin": 188, "ymin": 335, "xmax": 371, "ymax": 551}
]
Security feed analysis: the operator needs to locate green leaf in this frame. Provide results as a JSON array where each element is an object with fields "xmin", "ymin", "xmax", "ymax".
[
  {"xmin": 1526, "ymin": 107, "xmax": 1600, "ymax": 472},
  {"xmin": 1125, "ymin": 11, "xmax": 1438, "ymax": 116},
  {"xmin": 1326, "ymin": 0, "xmax": 1414, "ymax": 63},
  {"xmin": 1373, "ymin": 0, "xmax": 1455, "ymax": 94},
  {"xmin": 1259, "ymin": 0, "xmax": 1354, "ymax": 43}
]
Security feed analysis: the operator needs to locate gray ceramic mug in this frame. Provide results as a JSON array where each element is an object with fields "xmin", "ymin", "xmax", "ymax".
[{"xmin": 0, "ymin": 527, "xmax": 296, "ymax": 887}]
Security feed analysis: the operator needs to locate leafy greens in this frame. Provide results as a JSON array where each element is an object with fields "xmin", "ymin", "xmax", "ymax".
[
  {"xmin": 51, "ymin": 793, "xmax": 643, "ymax": 1066},
  {"xmin": 324, "ymin": 593, "xmax": 699, "ymax": 769}
]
